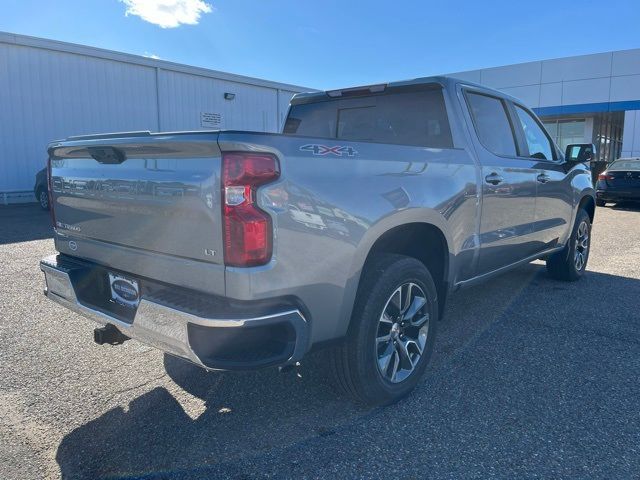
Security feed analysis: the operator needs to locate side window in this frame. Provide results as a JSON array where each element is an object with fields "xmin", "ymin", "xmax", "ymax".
[
  {"xmin": 466, "ymin": 92, "xmax": 517, "ymax": 157},
  {"xmin": 514, "ymin": 105, "xmax": 555, "ymax": 161}
]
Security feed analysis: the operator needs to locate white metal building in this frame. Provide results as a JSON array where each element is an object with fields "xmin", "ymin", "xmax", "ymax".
[
  {"xmin": 448, "ymin": 49, "xmax": 640, "ymax": 163},
  {"xmin": 0, "ymin": 31, "xmax": 310, "ymax": 204}
]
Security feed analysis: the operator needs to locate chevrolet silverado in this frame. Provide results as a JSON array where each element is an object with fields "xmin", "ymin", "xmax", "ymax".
[{"xmin": 40, "ymin": 76, "xmax": 595, "ymax": 405}]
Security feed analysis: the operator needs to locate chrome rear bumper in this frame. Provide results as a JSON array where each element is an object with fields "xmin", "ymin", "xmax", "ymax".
[{"xmin": 40, "ymin": 255, "xmax": 308, "ymax": 370}]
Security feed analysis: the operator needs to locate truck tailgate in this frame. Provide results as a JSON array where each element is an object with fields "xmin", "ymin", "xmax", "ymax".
[{"xmin": 48, "ymin": 132, "xmax": 224, "ymax": 275}]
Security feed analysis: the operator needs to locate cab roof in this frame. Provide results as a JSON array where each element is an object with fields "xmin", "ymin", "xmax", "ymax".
[{"xmin": 290, "ymin": 75, "xmax": 514, "ymax": 106}]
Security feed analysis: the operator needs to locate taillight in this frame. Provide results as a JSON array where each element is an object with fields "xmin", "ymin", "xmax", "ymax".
[
  {"xmin": 598, "ymin": 172, "xmax": 614, "ymax": 181},
  {"xmin": 222, "ymin": 152, "xmax": 280, "ymax": 267},
  {"xmin": 46, "ymin": 157, "xmax": 56, "ymax": 228}
]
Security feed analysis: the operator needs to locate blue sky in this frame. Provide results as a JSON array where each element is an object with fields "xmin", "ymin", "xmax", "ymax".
[{"xmin": 2, "ymin": 0, "xmax": 639, "ymax": 90}]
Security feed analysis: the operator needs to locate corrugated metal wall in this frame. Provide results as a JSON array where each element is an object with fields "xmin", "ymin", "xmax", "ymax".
[
  {"xmin": 279, "ymin": 89, "xmax": 298, "ymax": 130},
  {"xmin": 0, "ymin": 33, "xmax": 309, "ymax": 201},
  {"xmin": 159, "ymin": 70, "xmax": 279, "ymax": 132}
]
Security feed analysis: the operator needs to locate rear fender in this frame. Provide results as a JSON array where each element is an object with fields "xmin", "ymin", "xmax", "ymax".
[{"xmin": 335, "ymin": 209, "xmax": 453, "ymax": 339}]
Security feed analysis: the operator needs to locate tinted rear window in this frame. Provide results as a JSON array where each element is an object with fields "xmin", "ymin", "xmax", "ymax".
[
  {"xmin": 284, "ymin": 89, "xmax": 453, "ymax": 148},
  {"xmin": 609, "ymin": 159, "xmax": 640, "ymax": 171}
]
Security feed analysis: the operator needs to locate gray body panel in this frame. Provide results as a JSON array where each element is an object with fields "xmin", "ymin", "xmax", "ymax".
[
  {"xmin": 46, "ymin": 76, "xmax": 595, "ymax": 355},
  {"xmin": 219, "ymin": 131, "xmax": 478, "ymax": 343}
]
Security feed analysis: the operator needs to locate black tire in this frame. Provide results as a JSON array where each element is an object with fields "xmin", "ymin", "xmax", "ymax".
[
  {"xmin": 596, "ymin": 199, "xmax": 606, "ymax": 207},
  {"xmin": 546, "ymin": 209, "xmax": 591, "ymax": 281},
  {"xmin": 330, "ymin": 254, "xmax": 439, "ymax": 406},
  {"xmin": 37, "ymin": 187, "xmax": 49, "ymax": 211}
]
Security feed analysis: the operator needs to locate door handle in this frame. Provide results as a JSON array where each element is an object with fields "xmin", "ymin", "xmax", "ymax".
[
  {"xmin": 537, "ymin": 173, "xmax": 550, "ymax": 183},
  {"xmin": 485, "ymin": 173, "xmax": 504, "ymax": 185}
]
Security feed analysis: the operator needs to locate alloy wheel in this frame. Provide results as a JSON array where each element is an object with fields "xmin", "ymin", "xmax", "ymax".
[
  {"xmin": 39, "ymin": 190, "xmax": 48, "ymax": 209},
  {"xmin": 375, "ymin": 282, "xmax": 430, "ymax": 383},
  {"xmin": 574, "ymin": 220, "xmax": 589, "ymax": 271}
]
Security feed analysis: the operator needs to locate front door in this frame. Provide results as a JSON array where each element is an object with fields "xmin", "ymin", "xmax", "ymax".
[{"xmin": 511, "ymin": 104, "xmax": 573, "ymax": 249}]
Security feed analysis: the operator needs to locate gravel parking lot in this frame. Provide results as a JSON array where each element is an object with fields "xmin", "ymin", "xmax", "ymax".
[{"xmin": 1, "ymin": 203, "xmax": 640, "ymax": 479}]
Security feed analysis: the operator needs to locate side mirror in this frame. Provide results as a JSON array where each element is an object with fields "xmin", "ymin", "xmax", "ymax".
[{"xmin": 565, "ymin": 143, "xmax": 596, "ymax": 163}]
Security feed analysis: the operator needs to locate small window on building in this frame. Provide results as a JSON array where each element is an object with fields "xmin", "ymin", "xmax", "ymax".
[{"xmin": 466, "ymin": 92, "xmax": 517, "ymax": 157}]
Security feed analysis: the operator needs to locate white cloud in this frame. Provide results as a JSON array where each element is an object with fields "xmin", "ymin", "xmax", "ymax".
[
  {"xmin": 143, "ymin": 52, "xmax": 161, "ymax": 59},
  {"xmin": 120, "ymin": 0, "xmax": 213, "ymax": 28}
]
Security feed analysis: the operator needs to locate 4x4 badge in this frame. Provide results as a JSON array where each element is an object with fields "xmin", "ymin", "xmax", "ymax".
[{"xmin": 300, "ymin": 144, "xmax": 358, "ymax": 157}]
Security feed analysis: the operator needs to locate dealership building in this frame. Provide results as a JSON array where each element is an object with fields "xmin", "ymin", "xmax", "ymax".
[{"xmin": 1, "ymin": 30, "xmax": 639, "ymax": 204}]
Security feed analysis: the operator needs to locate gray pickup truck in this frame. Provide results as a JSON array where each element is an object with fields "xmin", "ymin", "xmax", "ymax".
[{"xmin": 41, "ymin": 76, "xmax": 595, "ymax": 405}]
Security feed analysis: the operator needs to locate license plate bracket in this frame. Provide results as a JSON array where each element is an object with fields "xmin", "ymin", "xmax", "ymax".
[{"xmin": 108, "ymin": 272, "xmax": 140, "ymax": 309}]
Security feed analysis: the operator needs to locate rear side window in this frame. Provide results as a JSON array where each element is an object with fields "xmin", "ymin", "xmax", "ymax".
[
  {"xmin": 284, "ymin": 89, "xmax": 453, "ymax": 148},
  {"xmin": 466, "ymin": 92, "xmax": 517, "ymax": 157}
]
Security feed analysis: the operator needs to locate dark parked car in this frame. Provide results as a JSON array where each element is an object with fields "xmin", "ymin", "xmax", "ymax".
[
  {"xmin": 596, "ymin": 158, "xmax": 640, "ymax": 206},
  {"xmin": 33, "ymin": 166, "xmax": 49, "ymax": 210}
]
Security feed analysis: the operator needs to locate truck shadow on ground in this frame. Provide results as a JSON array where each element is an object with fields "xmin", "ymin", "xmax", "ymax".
[{"xmin": 55, "ymin": 264, "xmax": 640, "ymax": 479}]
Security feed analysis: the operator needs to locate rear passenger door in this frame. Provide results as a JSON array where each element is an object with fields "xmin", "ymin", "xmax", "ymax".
[{"xmin": 463, "ymin": 89, "xmax": 540, "ymax": 275}]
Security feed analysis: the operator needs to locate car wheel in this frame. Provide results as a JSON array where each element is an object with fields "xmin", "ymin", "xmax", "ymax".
[
  {"xmin": 596, "ymin": 199, "xmax": 606, "ymax": 207},
  {"xmin": 329, "ymin": 253, "xmax": 438, "ymax": 406},
  {"xmin": 546, "ymin": 209, "xmax": 591, "ymax": 281},
  {"xmin": 37, "ymin": 188, "xmax": 49, "ymax": 210}
]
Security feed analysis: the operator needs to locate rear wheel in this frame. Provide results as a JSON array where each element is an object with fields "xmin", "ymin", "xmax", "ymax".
[
  {"xmin": 37, "ymin": 188, "xmax": 49, "ymax": 210},
  {"xmin": 546, "ymin": 209, "xmax": 591, "ymax": 281},
  {"xmin": 330, "ymin": 254, "xmax": 438, "ymax": 406}
]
